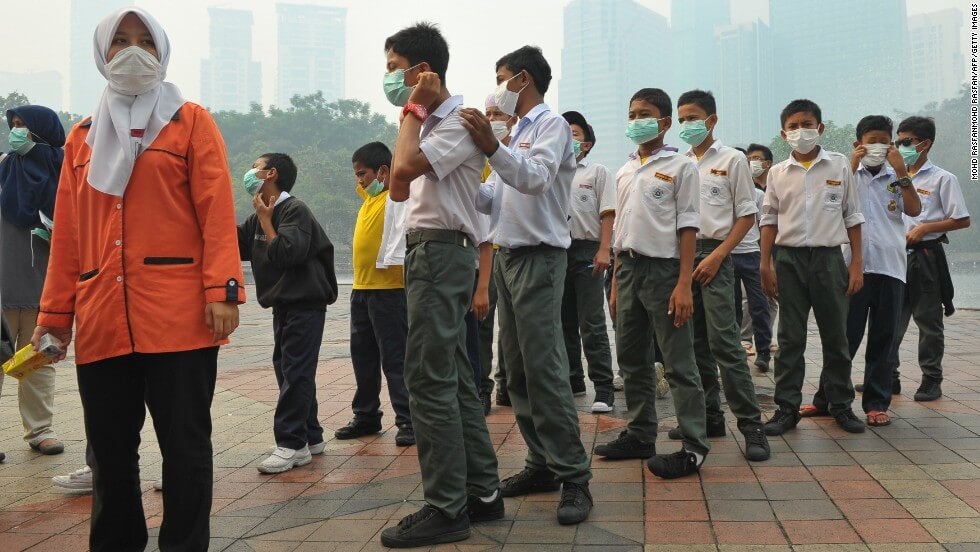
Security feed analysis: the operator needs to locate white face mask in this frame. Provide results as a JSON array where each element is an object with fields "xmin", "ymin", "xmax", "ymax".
[
  {"xmin": 106, "ymin": 46, "xmax": 163, "ymax": 96},
  {"xmin": 861, "ymin": 143, "xmax": 890, "ymax": 168},
  {"xmin": 784, "ymin": 128, "xmax": 821, "ymax": 155},
  {"xmin": 490, "ymin": 120, "xmax": 510, "ymax": 140},
  {"xmin": 492, "ymin": 73, "xmax": 527, "ymax": 117},
  {"xmin": 750, "ymin": 160, "xmax": 766, "ymax": 178}
]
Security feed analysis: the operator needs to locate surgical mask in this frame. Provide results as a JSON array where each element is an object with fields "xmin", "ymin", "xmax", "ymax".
[
  {"xmin": 490, "ymin": 120, "xmax": 510, "ymax": 140},
  {"xmin": 861, "ymin": 143, "xmax": 890, "ymax": 168},
  {"xmin": 382, "ymin": 64, "xmax": 421, "ymax": 107},
  {"xmin": 493, "ymin": 73, "xmax": 527, "ymax": 117},
  {"xmin": 750, "ymin": 160, "xmax": 766, "ymax": 178},
  {"xmin": 899, "ymin": 144, "xmax": 921, "ymax": 166},
  {"xmin": 106, "ymin": 46, "xmax": 164, "ymax": 96},
  {"xmin": 625, "ymin": 118, "xmax": 664, "ymax": 145},
  {"xmin": 678, "ymin": 120, "xmax": 709, "ymax": 146},
  {"xmin": 8, "ymin": 127, "xmax": 34, "ymax": 155},
  {"xmin": 784, "ymin": 128, "xmax": 820, "ymax": 155},
  {"xmin": 243, "ymin": 168, "xmax": 266, "ymax": 196},
  {"xmin": 572, "ymin": 140, "xmax": 582, "ymax": 158},
  {"xmin": 364, "ymin": 179, "xmax": 385, "ymax": 197}
]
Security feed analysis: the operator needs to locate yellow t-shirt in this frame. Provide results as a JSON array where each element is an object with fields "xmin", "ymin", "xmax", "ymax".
[
  {"xmin": 800, "ymin": 159, "xmax": 814, "ymax": 170},
  {"xmin": 352, "ymin": 188, "xmax": 404, "ymax": 290}
]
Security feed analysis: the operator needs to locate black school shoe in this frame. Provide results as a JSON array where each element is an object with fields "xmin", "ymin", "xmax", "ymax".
[
  {"xmin": 834, "ymin": 410, "xmax": 866, "ymax": 433},
  {"xmin": 466, "ymin": 491, "xmax": 505, "ymax": 522},
  {"xmin": 499, "ymin": 467, "xmax": 560, "ymax": 497},
  {"xmin": 594, "ymin": 430, "xmax": 657, "ymax": 459},
  {"xmin": 668, "ymin": 418, "xmax": 727, "ymax": 440},
  {"xmin": 763, "ymin": 408, "xmax": 801, "ymax": 436},
  {"xmin": 914, "ymin": 377, "xmax": 942, "ymax": 402},
  {"xmin": 395, "ymin": 425, "xmax": 416, "ymax": 447},
  {"xmin": 495, "ymin": 387, "xmax": 511, "ymax": 407},
  {"xmin": 480, "ymin": 392, "xmax": 492, "ymax": 416},
  {"xmin": 647, "ymin": 449, "xmax": 703, "ymax": 480},
  {"xmin": 743, "ymin": 427, "xmax": 771, "ymax": 461},
  {"xmin": 755, "ymin": 351, "xmax": 771, "ymax": 373},
  {"xmin": 570, "ymin": 379, "xmax": 587, "ymax": 396},
  {"xmin": 334, "ymin": 419, "xmax": 382, "ymax": 440},
  {"xmin": 557, "ymin": 482, "xmax": 593, "ymax": 525},
  {"xmin": 380, "ymin": 504, "xmax": 470, "ymax": 548}
]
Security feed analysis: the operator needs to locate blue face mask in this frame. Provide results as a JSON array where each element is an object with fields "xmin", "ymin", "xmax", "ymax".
[
  {"xmin": 383, "ymin": 64, "xmax": 422, "ymax": 107},
  {"xmin": 8, "ymin": 127, "xmax": 34, "ymax": 155},
  {"xmin": 572, "ymin": 140, "xmax": 582, "ymax": 158},
  {"xmin": 243, "ymin": 168, "xmax": 266, "ymax": 196},
  {"xmin": 898, "ymin": 144, "xmax": 921, "ymax": 166},
  {"xmin": 625, "ymin": 118, "xmax": 664, "ymax": 145},
  {"xmin": 678, "ymin": 120, "xmax": 710, "ymax": 146},
  {"xmin": 364, "ymin": 179, "xmax": 385, "ymax": 197}
]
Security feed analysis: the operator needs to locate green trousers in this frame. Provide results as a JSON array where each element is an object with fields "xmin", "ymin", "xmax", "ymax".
[
  {"xmin": 404, "ymin": 239, "xmax": 500, "ymax": 518},
  {"xmin": 496, "ymin": 247, "xmax": 591, "ymax": 483},
  {"xmin": 615, "ymin": 254, "xmax": 709, "ymax": 456},
  {"xmin": 773, "ymin": 246, "xmax": 855, "ymax": 415},
  {"xmin": 894, "ymin": 249, "xmax": 945, "ymax": 382},
  {"xmin": 562, "ymin": 239, "xmax": 614, "ymax": 393},
  {"xmin": 692, "ymin": 240, "xmax": 763, "ymax": 432}
]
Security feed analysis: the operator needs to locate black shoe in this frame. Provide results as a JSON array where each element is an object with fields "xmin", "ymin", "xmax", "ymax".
[
  {"xmin": 0, "ymin": 451, "xmax": 5, "ymax": 463},
  {"xmin": 855, "ymin": 383, "xmax": 865, "ymax": 393},
  {"xmin": 571, "ymin": 380, "xmax": 587, "ymax": 396},
  {"xmin": 594, "ymin": 430, "xmax": 656, "ymax": 459},
  {"xmin": 647, "ymin": 449, "xmax": 703, "ymax": 480},
  {"xmin": 668, "ymin": 419, "xmax": 726, "ymax": 440},
  {"xmin": 466, "ymin": 490, "xmax": 504, "ymax": 522},
  {"xmin": 755, "ymin": 352, "xmax": 771, "ymax": 373},
  {"xmin": 499, "ymin": 468, "xmax": 560, "ymax": 497},
  {"xmin": 914, "ymin": 378, "xmax": 942, "ymax": 402},
  {"xmin": 334, "ymin": 419, "xmax": 382, "ymax": 440},
  {"xmin": 743, "ymin": 427, "xmax": 771, "ymax": 461},
  {"xmin": 557, "ymin": 481, "xmax": 593, "ymax": 525},
  {"xmin": 380, "ymin": 504, "xmax": 470, "ymax": 548},
  {"xmin": 480, "ymin": 392, "xmax": 491, "ymax": 416},
  {"xmin": 395, "ymin": 425, "xmax": 416, "ymax": 447},
  {"xmin": 834, "ymin": 410, "xmax": 866, "ymax": 433},
  {"xmin": 495, "ymin": 387, "xmax": 511, "ymax": 407},
  {"xmin": 590, "ymin": 388, "xmax": 615, "ymax": 413},
  {"xmin": 763, "ymin": 409, "xmax": 800, "ymax": 436}
]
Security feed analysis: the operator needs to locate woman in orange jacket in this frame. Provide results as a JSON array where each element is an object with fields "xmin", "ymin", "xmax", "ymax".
[{"xmin": 32, "ymin": 7, "xmax": 244, "ymax": 551}]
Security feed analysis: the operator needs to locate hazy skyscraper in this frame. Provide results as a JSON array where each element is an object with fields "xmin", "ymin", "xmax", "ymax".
[
  {"xmin": 715, "ymin": 21, "xmax": 775, "ymax": 146},
  {"xmin": 276, "ymin": 3, "xmax": 347, "ymax": 106},
  {"xmin": 908, "ymin": 8, "xmax": 966, "ymax": 105},
  {"xmin": 670, "ymin": 0, "xmax": 731, "ymax": 96},
  {"xmin": 70, "ymin": 0, "xmax": 130, "ymax": 115},
  {"xmin": 201, "ymin": 7, "xmax": 262, "ymax": 112},
  {"xmin": 559, "ymin": 0, "xmax": 670, "ymax": 170}
]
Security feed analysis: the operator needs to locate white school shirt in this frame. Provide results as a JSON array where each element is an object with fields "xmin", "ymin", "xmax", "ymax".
[
  {"xmin": 476, "ymin": 103, "xmax": 576, "ymax": 249},
  {"xmin": 841, "ymin": 164, "xmax": 907, "ymax": 281},
  {"xmin": 612, "ymin": 147, "xmax": 701, "ymax": 259},
  {"xmin": 903, "ymin": 161, "xmax": 970, "ymax": 241},
  {"xmin": 686, "ymin": 140, "xmax": 758, "ymax": 241},
  {"xmin": 568, "ymin": 160, "xmax": 616, "ymax": 241},
  {"xmin": 376, "ymin": 196, "xmax": 407, "ymax": 268},
  {"xmin": 760, "ymin": 147, "xmax": 865, "ymax": 247},
  {"xmin": 408, "ymin": 95, "xmax": 487, "ymax": 246},
  {"xmin": 732, "ymin": 186, "xmax": 765, "ymax": 255}
]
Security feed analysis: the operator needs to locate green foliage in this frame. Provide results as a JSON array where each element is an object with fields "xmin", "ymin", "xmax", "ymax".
[
  {"xmin": 0, "ymin": 91, "xmax": 84, "ymax": 145},
  {"xmin": 767, "ymin": 120, "xmax": 857, "ymax": 162}
]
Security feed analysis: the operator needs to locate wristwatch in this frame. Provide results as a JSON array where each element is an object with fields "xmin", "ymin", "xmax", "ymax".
[
  {"xmin": 401, "ymin": 103, "xmax": 429, "ymax": 123},
  {"xmin": 894, "ymin": 176, "xmax": 913, "ymax": 189}
]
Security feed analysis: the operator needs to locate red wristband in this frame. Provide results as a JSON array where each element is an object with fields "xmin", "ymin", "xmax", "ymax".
[{"xmin": 401, "ymin": 103, "xmax": 429, "ymax": 123}]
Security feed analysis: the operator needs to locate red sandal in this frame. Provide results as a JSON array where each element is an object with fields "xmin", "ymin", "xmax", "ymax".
[
  {"xmin": 799, "ymin": 404, "xmax": 828, "ymax": 417},
  {"xmin": 866, "ymin": 411, "xmax": 891, "ymax": 426}
]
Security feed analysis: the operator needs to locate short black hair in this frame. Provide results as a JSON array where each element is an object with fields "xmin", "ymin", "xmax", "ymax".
[
  {"xmin": 897, "ymin": 116, "xmax": 936, "ymax": 143},
  {"xmin": 677, "ymin": 89, "xmax": 716, "ymax": 116},
  {"xmin": 384, "ymin": 22, "xmax": 449, "ymax": 83},
  {"xmin": 747, "ymin": 143, "xmax": 773, "ymax": 161},
  {"xmin": 856, "ymin": 115, "xmax": 893, "ymax": 140},
  {"xmin": 630, "ymin": 88, "xmax": 672, "ymax": 118},
  {"xmin": 351, "ymin": 142, "xmax": 392, "ymax": 171},
  {"xmin": 562, "ymin": 111, "xmax": 595, "ymax": 143},
  {"xmin": 780, "ymin": 99, "xmax": 822, "ymax": 128},
  {"xmin": 734, "ymin": 146, "xmax": 747, "ymax": 154},
  {"xmin": 496, "ymin": 46, "xmax": 552, "ymax": 95},
  {"xmin": 259, "ymin": 153, "xmax": 298, "ymax": 192}
]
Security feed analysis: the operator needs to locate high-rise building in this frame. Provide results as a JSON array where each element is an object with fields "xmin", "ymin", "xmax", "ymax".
[
  {"xmin": 714, "ymin": 21, "xmax": 775, "ymax": 146},
  {"xmin": 70, "ymin": 0, "xmax": 131, "ymax": 116},
  {"xmin": 670, "ymin": 0, "xmax": 731, "ymax": 96},
  {"xmin": 769, "ymin": 0, "xmax": 910, "ymax": 127},
  {"xmin": 908, "ymin": 8, "xmax": 966, "ymax": 106},
  {"xmin": 559, "ymin": 0, "xmax": 671, "ymax": 170},
  {"xmin": 276, "ymin": 3, "xmax": 347, "ymax": 107},
  {"xmin": 0, "ymin": 71, "xmax": 64, "ymax": 112},
  {"xmin": 201, "ymin": 7, "xmax": 262, "ymax": 113}
]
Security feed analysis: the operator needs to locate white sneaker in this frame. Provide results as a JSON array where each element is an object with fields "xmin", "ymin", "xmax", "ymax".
[
  {"xmin": 612, "ymin": 375, "xmax": 625, "ymax": 391},
  {"xmin": 153, "ymin": 479, "xmax": 163, "ymax": 491},
  {"xmin": 52, "ymin": 465, "xmax": 93, "ymax": 492},
  {"xmin": 655, "ymin": 362, "xmax": 670, "ymax": 399},
  {"xmin": 308, "ymin": 441, "xmax": 326, "ymax": 455},
  {"xmin": 257, "ymin": 446, "xmax": 312, "ymax": 474}
]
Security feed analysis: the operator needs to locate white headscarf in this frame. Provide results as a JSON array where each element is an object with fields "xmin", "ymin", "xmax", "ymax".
[{"xmin": 85, "ymin": 7, "xmax": 186, "ymax": 197}]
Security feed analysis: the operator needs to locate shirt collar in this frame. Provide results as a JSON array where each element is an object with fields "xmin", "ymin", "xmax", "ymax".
[
  {"xmin": 857, "ymin": 163, "xmax": 896, "ymax": 181},
  {"xmin": 686, "ymin": 138, "xmax": 723, "ymax": 159},
  {"xmin": 577, "ymin": 159, "xmax": 590, "ymax": 168},
  {"xmin": 912, "ymin": 160, "xmax": 935, "ymax": 175},
  {"xmin": 274, "ymin": 191, "xmax": 292, "ymax": 207},
  {"xmin": 786, "ymin": 146, "xmax": 831, "ymax": 168},
  {"xmin": 430, "ymin": 95, "xmax": 463, "ymax": 120},
  {"xmin": 517, "ymin": 103, "xmax": 549, "ymax": 125},
  {"xmin": 628, "ymin": 144, "xmax": 679, "ymax": 162}
]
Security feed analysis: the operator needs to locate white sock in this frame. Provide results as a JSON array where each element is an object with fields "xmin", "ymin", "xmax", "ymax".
[
  {"xmin": 692, "ymin": 451, "xmax": 705, "ymax": 465},
  {"xmin": 479, "ymin": 489, "xmax": 499, "ymax": 503}
]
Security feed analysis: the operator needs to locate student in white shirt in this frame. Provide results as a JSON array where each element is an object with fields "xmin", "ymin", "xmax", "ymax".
[
  {"xmin": 891, "ymin": 116, "xmax": 971, "ymax": 402},
  {"xmin": 460, "ymin": 45, "xmax": 593, "ymax": 525},
  {"xmin": 760, "ymin": 99, "xmax": 867, "ymax": 436},
  {"xmin": 592, "ymin": 87, "xmax": 710, "ymax": 480}
]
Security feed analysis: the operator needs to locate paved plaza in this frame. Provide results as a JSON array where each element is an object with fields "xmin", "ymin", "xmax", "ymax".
[{"xmin": 1, "ymin": 285, "xmax": 979, "ymax": 551}]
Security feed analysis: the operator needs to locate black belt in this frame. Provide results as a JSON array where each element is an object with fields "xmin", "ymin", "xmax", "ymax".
[
  {"xmin": 406, "ymin": 229, "xmax": 471, "ymax": 248},
  {"xmin": 498, "ymin": 243, "xmax": 564, "ymax": 256},
  {"xmin": 907, "ymin": 235, "xmax": 948, "ymax": 252},
  {"xmin": 617, "ymin": 249, "xmax": 654, "ymax": 260},
  {"xmin": 696, "ymin": 238, "xmax": 724, "ymax": 249},
  {"xmin": 570, "ymin": 239, "xmax": 599, "ymax": 247}
]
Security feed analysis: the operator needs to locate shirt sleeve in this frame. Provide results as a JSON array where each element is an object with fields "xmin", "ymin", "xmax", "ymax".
[
  {"xmin": 675, "ymin": 161, "xmax": 701, "ymax": 231},
  {"xmin": 841, "ymin": 162, "xmax": 865, "ymax": 229},
  {"xmin": 596, "ymin": 164, "xmax": 616, "ymax": 215},
  {"xmin": 731, "ymin": 155, "xmax": 759, "ymax": 219},
  {"xmin": 377, "ymin": 197, "xmax": 407, "ymax": 268},
  {"xmin": 760, "ymin": 177, "xmax": 779, "ymax": 227},
  {"xmin": 939, "ymin": 172, "xmax": 971, "ymax": 220},
  {"xmin": 476, "ymin": 173, "xmax": 496, "ymax": 215},
  {"xmin": 419, "ymin": 111, "xmax": 480, "ymax": 183},
  {"xmin": 488, "ymin": 115, "xmax": 570, "ymax": 196},
  {"xmin": 37, "ymin": 130, "xmax": 81, "ymax": 328}
]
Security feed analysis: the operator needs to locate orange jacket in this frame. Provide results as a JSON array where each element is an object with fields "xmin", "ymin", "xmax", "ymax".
[{"xmin": 37, "ymin": 102, "xmax": 245, "ymax": 365}]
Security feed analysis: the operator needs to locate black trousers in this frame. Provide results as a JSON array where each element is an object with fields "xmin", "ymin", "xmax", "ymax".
[
  {"xmin": 77, "ymin": 347, "xmax": 218, "ymax": 552},
  {"xmin": 273, "ymin": 307, "xmax": 326, "ymax": 448},
  {"xmin": 350, "ymin": 290, "xmax": 412, "ymax": 426}
]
